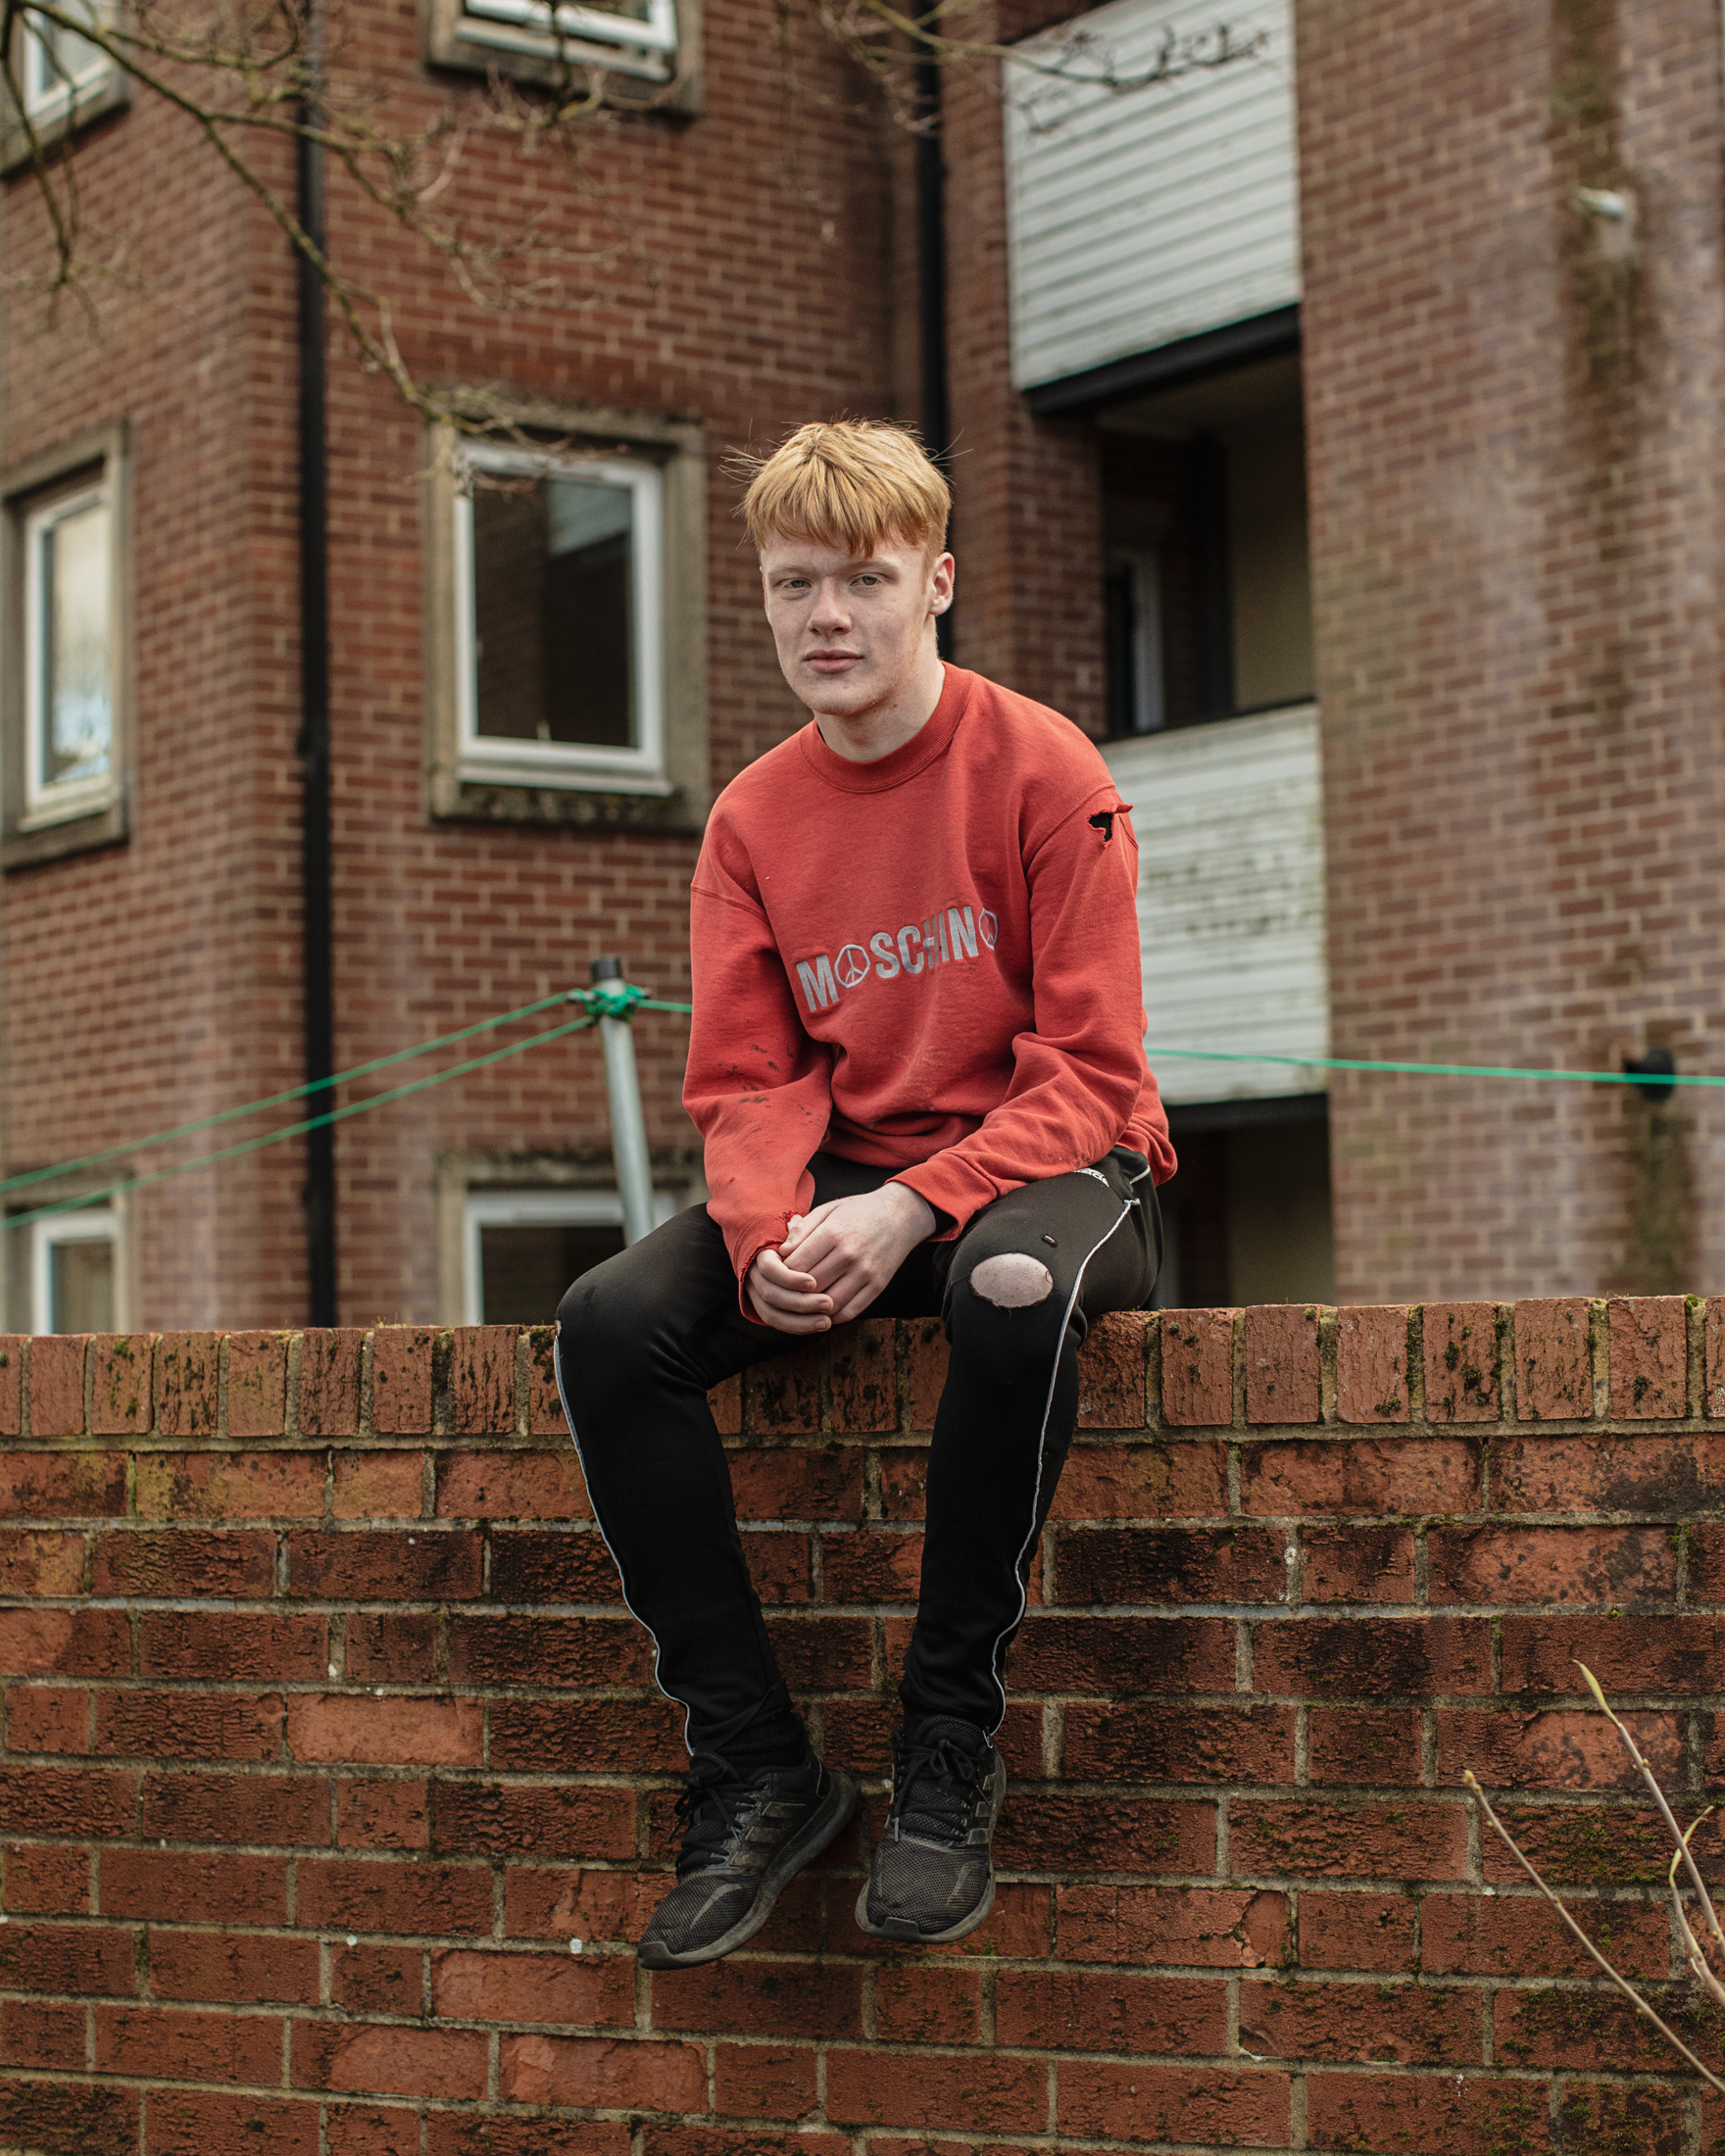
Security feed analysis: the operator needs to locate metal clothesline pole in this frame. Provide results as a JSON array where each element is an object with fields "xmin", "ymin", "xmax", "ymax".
[{"xmin": 590, "ymin": 956, "xmax": 657, "ymax": 1247}]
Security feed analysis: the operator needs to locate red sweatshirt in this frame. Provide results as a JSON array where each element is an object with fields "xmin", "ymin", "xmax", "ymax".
[{"xmin": 685, "ymin": 663, "xmax": 1175, "ymax": 1299}]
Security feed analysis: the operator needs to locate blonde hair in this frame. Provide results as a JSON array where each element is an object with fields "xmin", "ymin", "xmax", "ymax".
[{"xmin": 739, "ymin": 419, "xmax": 951, "ymax": 559}]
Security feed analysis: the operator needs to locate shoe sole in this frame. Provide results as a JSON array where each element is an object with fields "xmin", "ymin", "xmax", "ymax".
[
  {"xmin": 853, "ymin": 1748, "xmax": 1008, "ymax": 1946},
  {"xmin": 638, "ymin": 1770, "xmax": 859, "ymax": 1970}
]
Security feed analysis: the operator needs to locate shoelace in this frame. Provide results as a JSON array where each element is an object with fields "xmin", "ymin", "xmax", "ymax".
[
  {"xmin": 888, "ymin": 1727, "xmax": 986, "ymax": 1843},
  {"xmin": 672, "ymin": 1750, "xmax": 748, "ymax": 1876}
]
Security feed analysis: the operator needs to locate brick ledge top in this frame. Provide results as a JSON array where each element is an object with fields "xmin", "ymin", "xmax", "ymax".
[{"xmin": 0, "ymin": 1297, "xmax": 1719, "ymax": 1444}]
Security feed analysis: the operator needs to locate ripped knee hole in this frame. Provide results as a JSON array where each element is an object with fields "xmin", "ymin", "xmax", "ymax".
[{"xmin": 969, "ymin": 1252, "xmax": 1055, "ymax": 1307}]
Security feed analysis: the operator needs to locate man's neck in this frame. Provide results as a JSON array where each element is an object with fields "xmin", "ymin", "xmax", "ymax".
[{"xmin": 813, "ymin": 645, "xmax": 948, "ymax": 764}]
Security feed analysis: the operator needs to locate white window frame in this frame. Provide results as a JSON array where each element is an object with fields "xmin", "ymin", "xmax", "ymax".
[
  {"xmin": 454, "ymin": 443, "xmax": 668, "ymax": 795},
  {"xmin": 23, "ymin": 474, "xmax": 117, "ymax": 826},
  {"xmin": 29, "ymin": 1205, "xmax": 123, "ymax": 1334},
  {"xmin": 21, "ymin": 0, "xmax": 110, "ymax": 120},
  {"xmin": 462, "ymin": 1187, "xmax": 677, "ymax": 1326},
  {"xmin": 455, "ymin": 0, "xmax": 676, "ymax": 78},
  {"xmin": 1108, "ymin": 544, "xmax": 1164, "ymax": 735}
]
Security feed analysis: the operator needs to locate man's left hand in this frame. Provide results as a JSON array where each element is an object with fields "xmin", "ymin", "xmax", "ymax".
[{"xmin": 780, "ymin": 1182, "xmax": 936, "ymax": 1325}]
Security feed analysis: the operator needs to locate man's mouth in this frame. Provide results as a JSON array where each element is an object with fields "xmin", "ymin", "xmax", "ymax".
[{"xmin": 805, "ymin": 650, "xmax": 862, "ymax": 671}]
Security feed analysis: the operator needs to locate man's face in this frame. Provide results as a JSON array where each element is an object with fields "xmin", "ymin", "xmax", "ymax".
[{"xmin": 759, "ymin": 531, "xmax": 955, "ymax": 719}]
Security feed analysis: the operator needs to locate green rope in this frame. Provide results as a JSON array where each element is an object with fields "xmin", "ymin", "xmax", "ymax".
[
  {"xmin": 1145, "ymin": 1045, "xmax": 1720, "ymax": 1089},
  {"xmin": 7, "ymin": 1014, "xmax": 597, "ymax": 1234},
  {"xmin": 0, "ymin": 988, "xmax": 577, "ymax": 1200}
]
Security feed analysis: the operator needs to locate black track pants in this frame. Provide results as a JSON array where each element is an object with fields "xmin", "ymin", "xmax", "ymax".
[{"xmin": 555, "ymin": 1148, "xmax": 1159, "ymax": 1750}]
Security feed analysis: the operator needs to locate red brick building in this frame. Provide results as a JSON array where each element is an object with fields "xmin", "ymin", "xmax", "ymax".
[{"xmin": 2, "ymin": 0, "xmax": 1721, "ymax": 1331}]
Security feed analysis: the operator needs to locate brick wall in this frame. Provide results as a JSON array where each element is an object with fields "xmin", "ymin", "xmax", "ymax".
[{"xmin": 6, "ymin": 1298, "xmax": 1725, "ymax": 2152}]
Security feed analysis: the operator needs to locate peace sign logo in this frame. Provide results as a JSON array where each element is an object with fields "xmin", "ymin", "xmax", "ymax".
[
  {"xmin": 978, "ymin": 910, "xmax": 999, "ymax": 950},
  {"xmin": 834, "ymin": 945, "xmax": 871, "ymax": 990}
]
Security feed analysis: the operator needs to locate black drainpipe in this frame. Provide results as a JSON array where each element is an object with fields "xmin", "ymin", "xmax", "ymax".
[
  {"xmin": 298, "ymin": 37, "xmax": 337, "ymax": 1326},
  {"xmin": 914, "ymin": 48, "xmax": 954, "ymax": 659}
]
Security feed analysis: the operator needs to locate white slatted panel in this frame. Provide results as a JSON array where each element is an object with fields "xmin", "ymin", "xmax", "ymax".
[
  {"xmin": 1005, "ymin": 0, "xmax": 1299, "ymax": 391},
  {"xmin": 1105, "ymin": 707, "xmax": 1329, "ymax": 1103}
]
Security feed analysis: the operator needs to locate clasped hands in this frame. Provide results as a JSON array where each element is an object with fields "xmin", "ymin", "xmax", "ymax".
[{"xmin": 747, "ymin": 1182, "xmax": 936, "ymax": 1333}]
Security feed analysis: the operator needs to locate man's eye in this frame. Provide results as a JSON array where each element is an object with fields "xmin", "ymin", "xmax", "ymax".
[{"xmin": 856, "ymin": 574, "xmax": 880, "ymax": 586}]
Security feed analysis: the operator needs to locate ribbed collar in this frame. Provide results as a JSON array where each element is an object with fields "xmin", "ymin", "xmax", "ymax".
[{"xmin": 796, "ymin": 663, "xmax": 971, "ymax": 795}]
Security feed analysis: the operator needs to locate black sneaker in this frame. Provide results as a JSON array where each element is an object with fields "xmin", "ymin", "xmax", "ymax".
[
  {"xmin": 639, "ymin": 1745, "xmax": 858, "ymax": 1970},
  {"xmin": 855, "ymin": 1715, "xmax": 1007, "ymax": 1945}
]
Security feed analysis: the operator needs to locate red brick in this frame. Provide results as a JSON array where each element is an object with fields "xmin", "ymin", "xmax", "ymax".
[
  {"xmin": 524, "ymin": 1325, "xmax": 566, "ymax": 1437},
  {"xmin": 1308, "ymin": 1706, "xmax": 1420, "ymax": 1785},
  {"xmin": 1301, "ymin": 1523, "xmax": 1415, "ymax": 1603},
  {"xmin": 1501, "ymin": 1614, "xmax": 1725, "ymax": 1695},
  {"xmin": 1336, "ymin": 1306, "xmax": 1410, "ymax": 1422},
  {"xmin": 741, "ymin": 1528, "xmax": 812, "ymax": 1603},
  {"xmin": 145, "ymin": 2091, "xmax": 320, "ymax": 2156},
  {"xmin": 642, "ymin": 2137, "xmax": 844, "ymax": 2156},
  {"xmin": 1245, "ymin": 1303, "xmax": 1322, "ymax": 1424},
  {"xmin": 1010, "ymin": 1612, "xmax": 1234, "ymax": 1693},
  {"xmin": 0, "ymin": 1607, "xmax": 128, "ymax": 1676},
  {"xmin": 135, "ymin": 1449, "xmax": 323, "ymax": 1521},
  {"xmin": 1255, "ymin": 1616, "xmax": 1492, "ymax": 1696},
  {"xmin": 1557, "ymin": 2082, "xmax": 1684, "ymax": 2156},
  {"xmin": 0, "ymin": 1917, "xmax": 138, "ymax": 1993},
  {"xmin": 437, "ymin": 1446, "xmax": 591, "ymax": 1520},
  {"xmin": 651, "ymin": 1958, "xmax": 862, "ymax": 2038},
  {"xmin": 1421, "ymin": 1890, "xmax": 1669, "ymax": 1980},
  {"xmin": 1430, "ymin": 1522, "xmax": 1676, "ymax": 1605},
  {"xmin": 1297, "ymin": 1889, "xmax": 1417, "ymax": 1973},
  {"xmin": 0, "ymin": 2083, "xmax": 137, "ymax": 2156},
  {"xmin": 874, "ymin": 1963, "xmax": 980, "ymax": 2043},
  {"xmin": 332, "ymin": 1938, "xmax": 421, "ymax": 2014},
  {"xmin": 1, "ymin": 1997, "xmax": 84, "ymax": 2067},
  {"xmin": 715, "ymin": 2041, "xmax": 817, "ymax": 2120},
  {"xmin": 1159, "ymin": 1308, "xmax": 1234, "ymax": 1426},
  {"xmin": 1076, "ymin": 1310, "xmax": 1151, "ymax": 1427},
  {"xmin": 1240, "ymin": 1977, "xmax": 1480, "ymax": 2064},
  {"xmin": 1048, "ymin": 1438, "xmax": 1228, "ymax": 1520},
  {"xmin": 1055, "ymin": 1523, "xmax": 1287, "ymax": 1603},
  {"xmin": 764, "ymin": 1610, "xmax": 873, "ymax": 1689},
  {"xmin": 747, "ymin": 1343, "xmax": 823, "ymax": 1435},
  {"xmin": 297, "ymin": 1856, "xmax": 493, "ymax": 1936},
  {"xmin": 0, "ymin": 1342, "xmax": 20, "ymax": 1438},
  {"xmin": 429, "ymin": 2121, "xmax": 629, "ymax": 2156},
  {"xmin": 1436, "ymin": 1707, "xmax": 1680, "ymax": 1792},
  {"xmin": 996, "ymin": 1968, "xmax": 1223, "ymax": 2052},
  {"xmin": 141, "ymin": 1769, "xmax": 328, "ymax": 1845},
  {"xmin": 294, "ymin": 2019, "xmax": 489, "ymax": 2097},
  {"xmin": 90, "ymin": 1336, "xmax": 154, "ymax": 1436},
  {"xmin": 6, "ymin": 1685, "xmax": 88, "ymax": 1751},
  {"xmin": 904, "ymin": 1316, "xmax": 948, "ymax": 1428},
  {"xmin": 844, "ymin": 1878, "xmax": 1050, "ymax": 1962},
  {"xmin": 29, "ymin": 1335, "xmax": 88, "ymax": 1438},
  {"xmin": 995, "ymin": 1791, "xmax": 1214, "ymax": 1874},
  {"xmin": 1688, "ymin": 1523, "xmax": 1725, "ymax": 1601},
  {"xmin": 0, "ymin": 1449, "xmax": 125, "ymax": 1518},
  {"xmin": 370, "ymin": 1328, "xmax": 435, "ymax": 1435},
  {"xmin": 461, "ymin": 1613, "xmax": 647, "ymax": 1690},
  {"xmin": 828, "ymin": 1316, "xmax": 896, "ymax": 1432},
  {"xmin": 331, "ymin": 1451, "xmax": 426, "ymax": 1520},
  {"xmin": 488, "ymin": 1528, "xmax": 624, "ymax": 1602},
  {"xmin": 225, "ymin": 1332, "xmax": 288, "ymax": 1438},
  {"xmin": 1515, "ymin": 1299, "xmax": 1595, "ymax": 1422},
  {"xmin": 1056, "ymin": 1884, "xmax": 1290, "ymax": 1966},
  {"xmin": 1480, "ymin": 1804, "xmax": 1684, "ymax": 1889},
  {"xmin": 1494, "ymin": 1986, "xmax": 1717, "ymax": 2074},
  {"xmin": 432, "ymin": 1945, "xmax": 632, "ymax": 2026},
  {"xmin": 431, "ymin": 1780, "xmax": 634, "ymax": 1860},
  {"xmin": 819, "ymin": 1527, "xmax": 919, "ymax": 1601},
  {"xmin": 139, "ymin": 1611, "xmax": 326, "ymax": 1682},
  {"xmin": 1059, "ymin": 2063, "xmax": 1290, "ymax": 2144},
  {"xmin": 101, "ymin": 1849, "xmax": 285, "ymax": 1926},
  {"xmin": 336, "ymin": 1779, "xmax": 429, "ymax": 1850},
  {"xmin": 0, "ymin": 1528, "xmax": 86, "ymax": 1595},
  {"xmin": 150, "ymin": 1929, "xmax": 321, "ymax": 2004},
  {"xmin": 1306, "ymin": 2073, "xmax": 1551, "ymax": 2155},
  {"xmin": 505, "ymin": 1863, "xmax": 672, "ymax": 1945},
  {"xmin": 96, "ymin": 1690, "xmax": 280, "ymax": 1763},
  {"xmin": 347, "ymin": 1610, "xmax": 439, "ymax": 1682},
  {"xmin": 727, "ymin": 1445, "xmax": 864, "ymax": 1521},
  {"xmin": 1708, "ymin": 1300, "xmax": 1725, "ymax": 1421},
  {"xmin": 1423, "ymin": 1300, "xmax": 1502, "ymax": 1422},
  {"xmin": 153, "ymin": 1335, "xmax": 221, "ymax": 1441},
  {"xmin": 707, "ymin": 1378, "xmax": 742, "ymax": 1438},
  {"xmin": 4, "ymin": 1839, "xmax": 90, "ymax": 1912},
  {"xmin": 286, "ymin": 1527, "xmax": 478, "ymax": 1597},
  {"xmin": 500, "ymin": 2032, "xmax": 709, "ymax": 2109},
  {"xmin": 297, "ymin": 1330, "xmax": 365, "ymax": 1437},
  {"xmin": 1494, "ymin": 1432, "xmax": 1725, "ymax": 1512},
  {"xmin": 451, "ymin": 1325, "xmax": 518, "ymax": 1434},
  {"xmin": 92, "ymin": 1529, "xmax": 274, "ymax": 1597},
  {"xmin": 1242, "ymin": 1436, "xmax": 1479, "ymax": 1514},
  {"xmin": 1063, "ymin": 1701, "xmax": 1296, "ymax": 1783},
  {"xmin": 0, "ymin": 1764, "xmax": 135, "ymax": 1838},
  {"xmin": 287, "ymin": 1694, "xmax": 482, "ymax": 1767},
  {"xmin": 1609, "ymin": 1296, "xmax": 1689, "ymax": 1419},
  {"xmin": 97, "ymin": 2002, "xmax": 283, "ymax": 2083},
  {"xmin": 1232, "ymin": 1799, "xmax": 1468, "ymax": 1881},
  {"xmin": 824, "ymin": 2048, "xmax": 1045, "ymax": 2130}
]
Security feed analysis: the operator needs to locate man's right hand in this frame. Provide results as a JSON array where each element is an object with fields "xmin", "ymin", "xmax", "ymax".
[{"xmin": 747, "ymin": 1246, "xmax": 834, "ymax": 1333}]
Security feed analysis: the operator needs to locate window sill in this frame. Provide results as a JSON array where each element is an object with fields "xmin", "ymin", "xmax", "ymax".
[
  {"xmin": 421, "ymin": 0, "xmax": 702, "ymax": 115},
  {"xmin": 0, "ymin": 68, "xmax": 128, "ymax": 174},
  {"xmin": 430, "ymin": 769, "xmax": 705, "ymax": 833},
  {"xmin": 3, "ymin": 795, "xmax": 126, "ymax": 871}
]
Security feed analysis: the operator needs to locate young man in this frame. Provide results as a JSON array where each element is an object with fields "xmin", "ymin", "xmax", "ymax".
[{"xmin": 557, "ymin": 419, "xmax": 1173, "ymax": 1969}]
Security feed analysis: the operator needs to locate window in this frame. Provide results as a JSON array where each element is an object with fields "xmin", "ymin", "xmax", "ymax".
[
  {"xmin": 4, "ymin": 1204, "xmax": 123, "ymax": 1333},
  {"xmin": 1104, "ymin": 545, "xmax": 1163, "ymax": 737},
  {"xmin": 1, "ymin": 0, "xmax": 125, "ymax": 168},
  {"xmin": 456, "ymin": 445, "xmax": 665, "ymax": 791},
  {"xmin": 422, "ymin": 0, "xmax": 701, "ymax": 113},
  {"xmin": 462, "ymin": 1189, "xmax": 678, "ymax": 1325},
  {"xmin": 424, "ymin": 408, "xmax": 709, "ymax": 832},
  {"xmin": 3, "ymin": 427, "xmax": 129, "ymax": 865}
]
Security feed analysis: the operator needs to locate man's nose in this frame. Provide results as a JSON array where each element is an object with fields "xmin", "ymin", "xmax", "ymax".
[{"xmin": 809, "ymin": 580, "xmax": 852, "ymax": 632}]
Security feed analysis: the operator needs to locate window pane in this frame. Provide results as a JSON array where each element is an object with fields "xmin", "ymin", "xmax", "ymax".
[
  {"xmin": 42, "ymin": 499, "xmax": 113, "ymax": 791},
  {"xmin": 479, "ymin": 1221, "xmax": 624, "ymax": 1324},
  {"xmin": 27, "ymin": 3, "xmax": 104, "ymax": 106},
  {"xmin": 472, "ymin": 474, "xmax": 634, "ymax": 750},
  {"xmin": 50, "ymin": 1237, "xmax": 115, "ymax": 1333}
]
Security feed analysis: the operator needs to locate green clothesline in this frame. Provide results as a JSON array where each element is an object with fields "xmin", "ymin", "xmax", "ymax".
[{"xmin": 1144, "ymin": 1045, "xmax": 1717, "ymax": 1088}]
